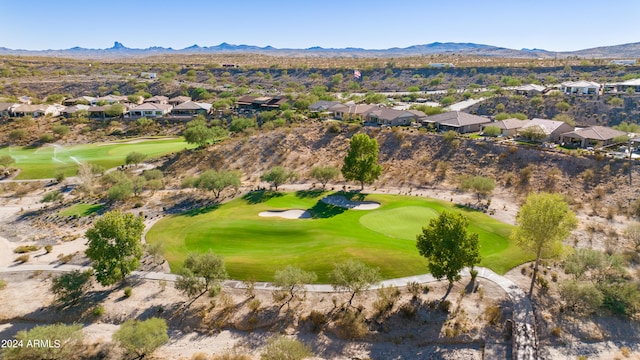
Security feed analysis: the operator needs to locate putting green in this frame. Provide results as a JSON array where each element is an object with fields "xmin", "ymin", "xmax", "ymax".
[
  {"xmin": 359, "ymin": 206, "xmax": 438, "ymax": 239},
  {"xmin": 147, "ymin": 191, "xmax": 531, "ymax": 282},
  {"xmin": 0, "ymin": 137, "xmax": 196, "ymax": 179}
]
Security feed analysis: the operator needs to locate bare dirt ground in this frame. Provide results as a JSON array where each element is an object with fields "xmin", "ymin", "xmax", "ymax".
[{"xmin": 1, "ymin": 159, "xmax": 639, "ymax": 358}]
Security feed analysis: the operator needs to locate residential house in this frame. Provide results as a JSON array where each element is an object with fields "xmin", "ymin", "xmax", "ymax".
[
  {"xmin": 560, "ymin": 126, "xmax": 627, "ymax": 148},
  {"xmin": 561, "ymin": 81, "xmax": 600, "ymax": 95},
  {"xmin": 517, "ymin": 118, "xmax": 574, "ymax": 143},
  {"xmin": 513, "ymin": 84, "xmax": 546, "ymax": 96},
  {"xmin": 168, "ymin": 96, "xmax": 192, "ymax": 106},
  {"xmin": 61, "ymin": 104, "xmax": 90, "ymax": 118},
  {"xmin": 332, "ymin": 103, "xmax": 377, "ymax": 121},
  {"xmin": 144, "ymin": 95, "xmax": 169, "ymax": 104},
  {"xmin": 0, "ymin": 103, "xmax": 19, "ymax": 118},
  {"xmin": 605, "ymin": 78, "xmax": 640, "ymax": 93},
  {"xmin": 129, "ymin": 103, "xmax": 173, "ymax": 118},
  {"xmin": 236, "ymin": 95, "xmax": 288, "ymax": 111},
  {"xmin": 424, "ymin": 111, "xmax": 491, "ymax": 133},
  {"xmin": 366, "ymin": 108, "xmax": 425, "ymax": 126},
  {"xmin": 170, "ymin": 101, "xmax": 212, "ymax": 117},
  {"xmin": 609, "ymin": 60, "xmax": 636, "ymax": 66},
  {"xmin": 308, "ymin": 100, "xmax": 341, "ymax": 113},
  {"xmin": 88, "ymin": 104, "xmax": 127, "ymax": 119},
  {"xmin": 12, "ymin": 104, "xmax": 60, "ymax": 118},
  {"xmin": 63, "ymin": 96, "xmax": 97, "ymax": 106},
  {"xmin": 482, "ymin": 118, "xmax": 528, "ymax": 137},
  {"xmin": 95, "ymin": 95, "xmax": 127, "ymax": 104}
]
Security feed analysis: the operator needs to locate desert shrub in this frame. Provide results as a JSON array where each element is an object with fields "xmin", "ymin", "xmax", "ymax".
[
  {"xmin": 373, "ymin": 286, "xmax": 401, "ymax": 316},
  {"xmin": 211, "ymin": 353, "xmax": 253, "ymax": 360},
  {"xmin": 0, "ymin": 279, "xmax": 6, "ymax": 290},
  {"xmin": 113, "ymin": 317, "xmax": 169, "ymax": 358},
  {"xmin": 124, "ymin": 286, "xmax": 133, "ymax": 298},
  {"xmin": 407, "ymin": 281, "xmax": 422, "ymax": 298},
  {"xmin": 14, "ymin": 245, "xmax": 41, "ymax": 253},
  {"xmin": 42, "ymin": 190, "xmax": 63, "ymax": 203},
  {"xmin": 15, "ymin": 254, "xmax": 29, "ymax": 263},
  {"xmin": 399, "ymin": 303, "xmax": 417, "ymax": 319},
  {"xmin": 306, "ymin": 310, "xmax": 326, "ymax": 333},
  {"xmin": 92, "ymin": 305, "xmax": 105, "ymax": 317},
  {"xmin": 39, "ymin": 133, "xmax": 55, "ymax": 143},
  {"xmin": 248, "ymin": 298, "xmax": 261, "ymax": 312},
  {"xmin": 550, "ymin": 326, "xmax": 562, "ymax": 337},
  {"xmin": 260, "ymin": 335, "xmax": 312, "ymax": 360},
  {"xmin": 326, "ymin": 122, "xmax": 341, "ymax": 134},
  {"xmin": 0, "ymin": 323, "xmax": 84, "ymax": 360},
  {"xmin": 485, "ymin": 305, "xmax": 502, "ymax": 325},
  {"xmin": 439, "ymin": 300, "xmax": 452, "ymax": 313},
  {"xmin": 333, "ymin": 310, "xmax": 368, "ymax": 340}
]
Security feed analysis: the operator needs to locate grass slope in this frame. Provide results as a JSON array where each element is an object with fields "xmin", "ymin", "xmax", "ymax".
[
  {"xmin": 0, "ymin": 137, "xmax": 196, "ymax": 179},
  {"xmin": 147, "ymin": 191, "xmax": 530, "ymax": 283},
  {"xmin": 59, "ymin": 203, "xmax": 105, "ymax": 217}
]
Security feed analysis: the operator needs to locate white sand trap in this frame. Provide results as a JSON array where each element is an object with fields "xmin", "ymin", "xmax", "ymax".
[
  {"xmin": 259, "ymin": 209, "xmax": 312, "ymax": 219},
  {"xmin": 321, "ymin": 195, "xmax": 381, "ymax": 210}
]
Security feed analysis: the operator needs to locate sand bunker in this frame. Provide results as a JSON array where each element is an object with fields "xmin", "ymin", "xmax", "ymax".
[
  {"xmin": 258, "ymin": 209, "xmax": 312, "ymax": 219},
  {"xmin": 321, "ymin": 195, "xmax": 381, "ymax": 210}
]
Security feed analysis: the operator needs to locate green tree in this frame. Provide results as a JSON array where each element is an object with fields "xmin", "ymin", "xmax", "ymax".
[
  {"xmin": 113, "ymin": 317, "xmax": 169, "ymax": 359},
  {"xmin": 0, "ymin": 155, "xmax": 15, "ymax": 168},
  {"xmin": 518, "ymin": 126, "xmax": 547, "ymax": 142},
  {"xmin": 483, "ymin": 125, "xmax": 502, "ymax": 137},
  {"xmin": 329, "ymin": 259, "xmax": 380, "ymax": 306},
  {"xmin": 105, "ymin": 104, "xmax": 125, "ymax": 118},
  {"xmin": 175, "ymin": 251, "xmax": 228, "ymax": 299},
  {"xmin": 273, "ymin": 266, "xmax": 317, "ymax": 308},
  {"xmin": 1, "ymin": 324, "xmax": 84, "ymax": 360},
  {"xmin": 310, "ymin": 166, "xmax": 339, "ymax": 190},
  {"xmin": 183, "ymin": 118, "xmax": 227, "ymax": 147},
  {"xmin": 85, "ymin": 210, "xmax": 145, "ymax": 286},
  {"xmin": 555, "ymin": 101, "xmax": 571, "ymax": 112},
  {"xmin": 341, "ymin": 133, "xmax": 382, "ymax": 190},
  {"xmin": 107, "ymin": 179, "xmax": 133, "ymax": 201},
  {"xmin": 560, "ymin": 280, "xmax": 604, "ymax": 313},
  {"xmin": 459, "ymin": 176, "xmax": 495, "ymax": 202},
  {"xmin": 260, "ymin": 166, "xmax": 296, "ymax": 191},
  {"xmin": 125, "ymin": 151, "xmax": 147, "ymax": 166},
  {"xmin": 132, "ymin": 176, "xmax": 146, "ymax": 197},
  {"xmin": 51, "ymin": 269, "xmax": 93, "ymax": 306},
  {"xmin": 416, "ymin": 211, "xmax": 481, "ymax": 294},
  {"xmin": 511, "ymin": 192, "xmax": 577, "ymax": 297},
  {"xmin": 195, "ymin": 169, "xmax": 241, "ymax": 198},
  {"xmin": 230, "ymin": 117, "xmax": 257, "ymax": 133}
]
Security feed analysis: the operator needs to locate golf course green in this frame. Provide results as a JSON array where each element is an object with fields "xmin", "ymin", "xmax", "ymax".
[
  {"xmin": 146, "ymin": 191, "xmax": 531, "ymax": 282},
  {"xmin": 0, "ymin": 137, "xmax": 197, "ymax": 179}
]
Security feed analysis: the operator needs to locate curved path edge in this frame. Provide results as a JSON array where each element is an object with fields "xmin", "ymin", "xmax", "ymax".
[{"xmin": 0, "ymin": 264, "xmax": 537, "ymax": 359}]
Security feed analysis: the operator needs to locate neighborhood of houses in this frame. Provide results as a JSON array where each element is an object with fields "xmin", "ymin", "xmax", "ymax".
[{"xmin": 0, "ymin": 77, "xmax": 638, "ymax": 152}]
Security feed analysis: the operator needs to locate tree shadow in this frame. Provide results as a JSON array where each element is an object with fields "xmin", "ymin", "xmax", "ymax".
[
  {"xmin": 295, "ymin": 189, "xmax": 325, "ymax": 199},
  {"xmin": 336, "ymin": 191, "xmax": 366, "ymax": 202},
  {"xmin": 308, "ymin": 200, "xmax": 346, "ymax": 219},
  {"xmin": 242, "ymin": 190, "xmax": 283, "ymax": 204},
  {"xmin": 181, "ymin": 204, "xmax": 220, "ymax": 217}
]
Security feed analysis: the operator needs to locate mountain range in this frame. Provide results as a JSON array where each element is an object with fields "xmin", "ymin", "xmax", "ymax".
[{"xmin": 1, "ymin": 41, "xmax": 640, "ymax": 59}]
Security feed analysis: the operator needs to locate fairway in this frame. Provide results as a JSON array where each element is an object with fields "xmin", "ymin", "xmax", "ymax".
[
  {"xmin": 147, "ymin": 191, "xmax": 531, "ymax": 282},
  {"xmin": 0, "ymin": 137, "xmax": 197, "ymax": 179}
]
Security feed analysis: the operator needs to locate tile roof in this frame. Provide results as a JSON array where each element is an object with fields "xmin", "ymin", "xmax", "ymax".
[
  {"xmin": 426, "ymin": 111, "xmax": 491, "ymax": 127},
  {"xmin": 131, "ymin": 103, "xmax": 172, "ymax": 111},
  {"xmin": 561, "ymin": 80, "xmax": 600, "ymax": 88},
  {"xmin": 490, "ymin": 118, "xmax": 529, "ymax": 130},
  {"xmin": 172, "ymin": 101, "xmax": 211, "ymax": 111},
  {"xmin": 521, "ymin": 118, "xmax": 570, "ymax": 135},
  {"xmin": 561, "ymin": 126, "xmax": 627, "ymax": 141}
]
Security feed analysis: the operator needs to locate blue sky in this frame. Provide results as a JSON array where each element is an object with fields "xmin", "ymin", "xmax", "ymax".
[{"xmin": 2, "ymin": 0, "xmax": 639, "ymax": 52}]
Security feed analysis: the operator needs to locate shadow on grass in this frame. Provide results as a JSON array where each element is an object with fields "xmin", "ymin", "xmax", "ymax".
[
  {"xmin": 242, "ymin": 190, "xmax": 283, "ymax": 204},
  {"xmin": 335, "ymin": 191, "xmax": 366, "ymax": 202},
  {"xmin": 182, "ymin": 204, "xmax": 220, "ymax": 217},
  {"xmin": 309, "ymin": 200, "xmax": 346, "ymax": 219},
  {"xmin": 295, "ymin": 189, "xmax": 325, "ymax": 199}
]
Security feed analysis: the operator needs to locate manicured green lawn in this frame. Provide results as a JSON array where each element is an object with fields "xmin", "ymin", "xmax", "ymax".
[
  {"xmin": 147, "ymin": 191, "xmax": 531, "ymax": 282},
  {"xmin": 59, "ymin": 203, "xmax": 105, "ymax": 217},
  {"xmin": 0, "ymin": 137, "xmax": 196, "ymax": 179}
]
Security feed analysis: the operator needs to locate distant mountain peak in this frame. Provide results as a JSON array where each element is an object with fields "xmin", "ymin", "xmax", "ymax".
[{"xmin": 111, "ymin": 41, "xmax": 126, "ymax": 50}]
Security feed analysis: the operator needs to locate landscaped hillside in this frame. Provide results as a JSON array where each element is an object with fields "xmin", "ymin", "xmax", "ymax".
[{"xmin": 163, "ymin": 123, "xmax": 639, "ymax": 218}]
